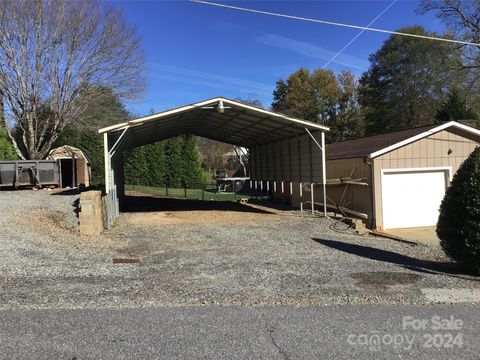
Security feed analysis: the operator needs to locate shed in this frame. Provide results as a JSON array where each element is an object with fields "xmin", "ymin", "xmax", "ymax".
[
  {"xmin": 324, "ymin": 121, "xmax": 480, "ymax": 230},
  {"xmin": 47, "ymin": 145, "xmax": 91, "ymax": 188},
  {"xmin": 99, "ymin": 97, "xmax": 330, "ymax": 228}
]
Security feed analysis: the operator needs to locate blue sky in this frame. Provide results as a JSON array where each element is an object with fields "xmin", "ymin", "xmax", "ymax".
[{"xmin": 113, "ymin": 0, "xmax": 444, "ymax": 116}]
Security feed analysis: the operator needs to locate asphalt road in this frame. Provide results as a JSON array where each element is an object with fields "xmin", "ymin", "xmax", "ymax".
[{"xmin": 1, "ymin": 304, "xmax": 479, "ymax": 360}]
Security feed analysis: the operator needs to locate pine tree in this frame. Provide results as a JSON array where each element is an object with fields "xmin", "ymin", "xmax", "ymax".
[
  {"xmin": 163, "ymin": 137, "xmax": 183, "ymax": 187},
  {"xmin": 436, "ymin": 90, "xmax": 477, "ymax": 123},
  {"xmin": 181, "ymin": 136, "xmax": 206, "ymax": 186},
  {"xmin": 144, "ymin": 142, "xmax": 165, "ymax": 186},
  {"xmin": 124, "ymin": 147, "xmax": 149, "ymax": 185}
]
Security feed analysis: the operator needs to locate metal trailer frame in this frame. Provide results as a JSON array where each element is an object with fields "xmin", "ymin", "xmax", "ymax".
[
  {"xmin": 0, "ymin": 160, "xmax": 60, "ymax": 188},
  {"xmin": 100, "ymin": 97, "xmax": 329, "ymax": 228}
]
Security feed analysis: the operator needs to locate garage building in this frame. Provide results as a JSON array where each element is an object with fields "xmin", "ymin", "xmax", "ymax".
[{"xmin": 325, "ymin": 121, "xmax": 480, "ymax": 231}]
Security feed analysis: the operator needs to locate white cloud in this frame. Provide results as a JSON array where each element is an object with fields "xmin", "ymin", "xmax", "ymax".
[
  {"xmin": 256, "ymin": 34, "xmax": 369, "ymax": 70},
  {"xmin": 148, "ymin": 63, "xmax": 272, "ymax": 96}
]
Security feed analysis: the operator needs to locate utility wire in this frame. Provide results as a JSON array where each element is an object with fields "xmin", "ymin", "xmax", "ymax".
[
  {"xmin": 322, "ymin": 0, "xmax": 398, "ymax": 69},
  {"xmin": 190, "ymin": 0, "xmax": 480, "ymax": 47}
]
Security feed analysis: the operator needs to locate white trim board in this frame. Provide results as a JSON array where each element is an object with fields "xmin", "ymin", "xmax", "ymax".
[
  {"xmin": 381, "ymin": 166, "xmax": 453, "ymax": 181},
  {"xmin": 98, "ymin": 97, "xmax": 330, "ymax": 134}
]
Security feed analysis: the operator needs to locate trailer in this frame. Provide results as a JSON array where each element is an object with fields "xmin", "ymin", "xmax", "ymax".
[
  {"xmin": 0, "ymin": 160, "xmax": 60, "ymax": 189},
  {"xmin": 215, "ymin": 176, "xmax": 250, "ymax": 193}
]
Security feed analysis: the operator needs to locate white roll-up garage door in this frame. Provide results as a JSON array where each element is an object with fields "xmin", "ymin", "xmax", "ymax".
[{"xmin": 381, "ymin": 169, "xmax": 449, "ymax": 229}]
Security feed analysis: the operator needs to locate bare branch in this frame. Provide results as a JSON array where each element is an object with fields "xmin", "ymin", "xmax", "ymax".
[{"xmin": 0, "ymin": 0, "xmax": 145, "ymax": 159}]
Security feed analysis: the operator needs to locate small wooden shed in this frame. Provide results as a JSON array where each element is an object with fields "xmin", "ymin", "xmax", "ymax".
[
  {"xmin": 47, "ymin": 145, "xmax": 91, "ymax": 188},
  {"xmin": 324, "ymin": 121, "xmax": 480, "ymax": 231}
]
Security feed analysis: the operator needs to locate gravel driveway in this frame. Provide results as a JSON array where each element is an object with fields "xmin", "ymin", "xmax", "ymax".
[{"xmin": 0, "ymin": 190, "xmax": 479, "ymax": 310}]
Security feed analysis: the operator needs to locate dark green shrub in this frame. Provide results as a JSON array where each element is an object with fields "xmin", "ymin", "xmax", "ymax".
[{"xmin": 437, "ymin": 147, "xmax": 480, "ymax": 273}]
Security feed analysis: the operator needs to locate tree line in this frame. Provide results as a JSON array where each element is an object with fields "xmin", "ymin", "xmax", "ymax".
[
  {"xmin": 0, "ymin": 0, "xmax": 479, "ymax": 175},
  {"xmin": 124, "ymin": 136, "xmax": 207, "ymax": 187},
  {"xmin": 272, "ymin": 23, "xmax": 479, "ymax": 142},
  {"xmin": 53, "ymin": 87, "xmax": 206, "ymax": 186}
]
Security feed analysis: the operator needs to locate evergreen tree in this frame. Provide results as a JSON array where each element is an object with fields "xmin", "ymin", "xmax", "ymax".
[
  {"xmin": 272, "ymin": 68, "xmax": 363, "ymax": 142},
  {"xmin": 124, "ymin": 147, "xmax": 149, "ymax": 185},
  {"xmin": 163, "ymin": 137, "xmax": 183, "ymax": 187},
  {"xmin": 437, "ymin": 147, "xmax": 480, "ymax": 273},
  {"xmin": 359, "ymin": 26, "xmax": 465, "ymax": 134},
  {"xmin": 0, "ymin": 126, "xmax": 17, "ymax": 160},
  {"xmin": 181, "ymin": 135, "xmax": 206, "ymax": 186},
  {"xmin": 436, "ymin": 90, "xmax": 477, "ymax": 123},
  {"xmin": 144, "ymin": 142, "xmax": 166, "ymax": 186},
  {"xmin": 56, "ymin": 128, "xmax": 104, "ymax": 181},
  {"xmin": 55, "ymin": 86, "xmax": 131, "ymax": 181}
]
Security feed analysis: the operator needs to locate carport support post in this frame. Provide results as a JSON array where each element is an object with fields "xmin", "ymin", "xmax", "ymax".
[
  {"xmin": 104, "ymin": 133, "xmax": 110, "ymax": 194},
  {"xmin": 310, "ymin": 183, "xmax": 314, "ymax": 215},
  {"xmin": 299, "ymin": 182, "xmax": 303, "ymax": 214},
  {"xmin": 305, "ymin": 128, "xmax": 328, "ymax": 218},
  {"xmin": 321, "ymin": 132, "xmax": 327, "ymax": 217}
]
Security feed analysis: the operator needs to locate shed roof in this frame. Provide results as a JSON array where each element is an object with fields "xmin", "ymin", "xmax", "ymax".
[
  {"xmin": 99, "ymin": 97, "xmax": 329, "ymax": 150},
  {"xmin": 47, "ymin": 145, "xmax": 90, "ymax": 163},
  {"xmin": 326, "ymin": 121, "xmax": 480, "ymax": 160}
]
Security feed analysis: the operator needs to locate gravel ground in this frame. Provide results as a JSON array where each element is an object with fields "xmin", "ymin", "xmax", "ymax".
[{"xmin": 0, "ymin": 190, "xmax": 479, "ymax": 310}]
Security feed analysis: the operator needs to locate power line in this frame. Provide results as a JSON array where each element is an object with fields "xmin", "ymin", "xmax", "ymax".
[
  {"xmin": 190, "ymin": 0, "xmax": 480, "ymax": 47},
  {"xmin": 322, "ymin": 0, "xmax": 398, "ymax": 69}
]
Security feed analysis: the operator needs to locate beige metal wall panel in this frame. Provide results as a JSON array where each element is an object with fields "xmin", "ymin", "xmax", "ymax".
[
  {"xmin": 373, "ymin": 129, "xmax": 479, "ymax": 230},
  {"xmin": 290, "ymin": 138, "xmax": 300, "ymax": 181},
  {"xmin": 250, "ymin": 130, "xmax": 325, "ymax": 182},
  {"xmin": 265, "ymin": 144, "xmax": 274, "ymax": 179},
  {"xmin": 290, "ymin": 181, "xmax": 301, "ymax": 208},
  {"xmin": 249, "ymin": 148, "xmax": 256, "ymax": 179}
]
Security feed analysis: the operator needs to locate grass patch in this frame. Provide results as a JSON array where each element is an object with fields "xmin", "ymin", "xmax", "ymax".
[{"xmin": 124, "ymin": 184, "xmax": 240, "ymax": 201}]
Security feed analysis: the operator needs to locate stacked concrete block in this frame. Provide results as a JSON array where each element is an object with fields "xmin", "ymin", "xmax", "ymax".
[{"xmin": 79, "ymin": 190, "xmax": 104, "ymax": 236}]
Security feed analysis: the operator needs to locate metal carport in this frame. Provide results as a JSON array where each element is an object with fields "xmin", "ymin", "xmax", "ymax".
[{"xmin": 98, "ymin": 97, "xmax": 329, "ymax": 228}]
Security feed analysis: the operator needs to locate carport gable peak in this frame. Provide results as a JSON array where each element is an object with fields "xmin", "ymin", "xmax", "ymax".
[{"xmin": 98, "ymin": 97, "xmax": 329, "ymax": 147}]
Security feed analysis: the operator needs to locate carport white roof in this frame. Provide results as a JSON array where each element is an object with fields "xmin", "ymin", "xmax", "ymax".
[{"xmin": 99, "ymin": 97, "xmax": 329, "ymax": 149}]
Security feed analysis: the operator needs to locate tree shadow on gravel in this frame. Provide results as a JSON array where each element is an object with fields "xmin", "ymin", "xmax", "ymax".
[{"xmin": 312, "ymin": 238, "xmax": 480, "ymax": 281}]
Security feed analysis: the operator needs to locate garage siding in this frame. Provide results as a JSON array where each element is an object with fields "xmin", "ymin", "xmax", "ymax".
[
  {"xmin": 322, "ymin": 157, "xmax": 373, "ymax": 226},
  {"xmin": 373, "ymin": 129, "xmax": 479, "ymax": 230}
]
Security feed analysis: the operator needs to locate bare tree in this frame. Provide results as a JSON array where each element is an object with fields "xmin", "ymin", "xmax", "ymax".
[
  {"xmin": 197, "ymin": 137, "xmax": 232, "ymax": 174},
  {"xmin": 232, "ymin": 146, "xmax": 249, "ymax": 177},
  {"xmin": 419, "ymin": 1, "xmax": 480, "ymax": 69},
  {"xmin": 0, "ymin": 0, "xmax": 145, "ymax": 159}
]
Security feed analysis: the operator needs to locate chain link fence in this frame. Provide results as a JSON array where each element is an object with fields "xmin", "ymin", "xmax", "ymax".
[{"xmin": 124, "ymin": 178, "xmax": 256, "ymax": 201}]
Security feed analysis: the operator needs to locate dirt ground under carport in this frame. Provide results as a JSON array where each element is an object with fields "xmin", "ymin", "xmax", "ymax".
[
  {"xmin": 120, "ymin": 192, "xmax": 286, "ymax": 225},
  {"xmin": 1, "ymin": 190, "xmax": 479, "ymax": 310}
]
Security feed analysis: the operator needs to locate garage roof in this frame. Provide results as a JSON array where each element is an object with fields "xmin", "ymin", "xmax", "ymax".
[
  {"xmin": 99, "ymin": 97, "xmax": 329, "ymax": 149},
  {"xmin": 327, "ymin": 121, "xmax": 480, "ymax": 160}
]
